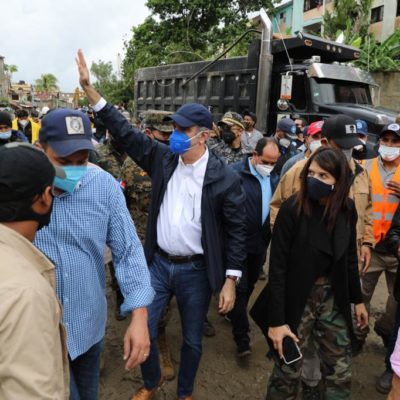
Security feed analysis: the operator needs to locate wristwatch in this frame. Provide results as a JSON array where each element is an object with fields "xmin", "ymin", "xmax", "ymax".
[{"xmin": 227, "ymin": 275, "xmax": 240, "ymax": 285}]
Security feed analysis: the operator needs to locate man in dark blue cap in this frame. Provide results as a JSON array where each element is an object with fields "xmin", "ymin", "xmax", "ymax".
[
  {"xmin": 34, "ymin": 108, "xmax": 155, "ymax": 400},
  {"xmin": 273, "ymin": 117, "xmax": 300, "ymax": 176},
  {"xmin": 77, "ymin": 49, "xmax": 246, "ymax": 400}
]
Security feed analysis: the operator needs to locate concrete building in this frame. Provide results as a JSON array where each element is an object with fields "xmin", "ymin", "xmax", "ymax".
[
  {"xmin": 0, "ymin": 56, "xmax": 9, "ymax": 100},
  {"xmin": 271, "ymin": 0, "xmax": 400, "ymax": 41},
  {"xmin": 368, "ymin": 0, "xmax": 400, "ymax": 41}
]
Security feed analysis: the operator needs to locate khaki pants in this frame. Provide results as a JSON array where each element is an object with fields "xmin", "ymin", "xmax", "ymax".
[{"xmin": 362, "ymin": 250, "xmax": 398, "ymax": 337}]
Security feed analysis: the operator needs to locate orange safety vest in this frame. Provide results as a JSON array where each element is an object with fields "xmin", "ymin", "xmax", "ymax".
[{"xmin": 370, "ymin": 158, "xmax": 400, "ymax": 244}]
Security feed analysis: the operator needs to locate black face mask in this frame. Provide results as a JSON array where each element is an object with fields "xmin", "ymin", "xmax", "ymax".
[
  {"xmin": 306, "ymin": 176, "xmax": 334, "ymax": 201},
  {"xmin": 0, "ymin": 195, "xmax": 53, "ymax": 231},
  {"xmin": 221, "ymin": 129, "xmax": 235, "ymax": 144},
  {"xmin": 156, "ymin": 138, "xmax": 170, "ymax": 145}
]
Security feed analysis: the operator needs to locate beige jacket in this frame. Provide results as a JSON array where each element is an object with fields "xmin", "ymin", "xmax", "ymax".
[
  {"xmin": 270, "ymin": 158, "xmax": 374, "ymax": 247},
  {"xmin": 0, "ymin": 224, "xmax": 69, "ymax": 400}
]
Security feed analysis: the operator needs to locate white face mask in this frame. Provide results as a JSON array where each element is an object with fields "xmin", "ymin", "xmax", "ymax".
[
  {"xmin": 279, "ymin": 138, "xmax": 291, "ymax": 148},
  {"xmin": 379, "ymin": 144, "xmax": 400, "ymax": 162},
  {"xmin": 256, "ymin": 164, "xmax": 274, "ymax": 178},
  {"xmin": 309, "ymin": 140, "xmax": 322, "ymax": 153},
  {"xmin": 19, "ymin": 119, "xmax": 29, "ymax": 128},
  {"xmin": 341, "ymin": 148, "xmax": 353, "ymax": 162}
]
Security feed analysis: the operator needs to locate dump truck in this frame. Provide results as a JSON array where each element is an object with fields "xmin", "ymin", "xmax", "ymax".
[{"xmin": 134, "ymin": 9, "xmax": 397, "ymax": 136}]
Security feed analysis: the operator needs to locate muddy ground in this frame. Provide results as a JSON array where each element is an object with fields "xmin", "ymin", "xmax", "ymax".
[{"xmin": 100, "ymin": 271, "xmax": 391, "ymax": 400}]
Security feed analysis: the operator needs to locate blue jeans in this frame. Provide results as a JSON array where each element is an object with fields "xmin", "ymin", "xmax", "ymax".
[
  {"xmin": 69, "ymin": 340, "xmax": 103, "ymax": 400},
  {"xmin": 140, "ymin": 253, "xmax": 212, "ymax": 397}
]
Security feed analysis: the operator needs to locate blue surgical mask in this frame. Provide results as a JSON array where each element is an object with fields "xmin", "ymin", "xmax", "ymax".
[
  {"xmin": 169, "ymin": 129, "xmax": 191, "ymax": 154},
  {"xmin": 54, "ymin": 165, "xmax": 87, "ymax": 194},
  {"xmin": 0, "ymin": 131, "xmax": 12, "ymax": 140},
  {"xmin": 169, "ymin": 128, "xmax": 204, "ymax": 155}
]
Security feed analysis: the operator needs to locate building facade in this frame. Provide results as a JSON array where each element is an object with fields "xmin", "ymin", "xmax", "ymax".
[{"xmin": 272, "ymin": 0, "xmax": 400, "ymax": 41}]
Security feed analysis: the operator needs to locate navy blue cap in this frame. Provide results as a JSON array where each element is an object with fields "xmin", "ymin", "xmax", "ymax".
[
  {"xmin": 39, "ymin": 109, "xmax": 94, "ymax": 157},
  {"xmin": 277, "ymin": 118, "xmax": 297, "ymax": 139},
  {"xmin": 356, "ymin": 119, "xmax": 368, "ymax": 136},
  {"xmin": 166, "ymin": 103, "xmax": 213, "ymax": 130},
  {"xmin": 380, "ymin": 123, "xmax": 400, "ymax": 138}
]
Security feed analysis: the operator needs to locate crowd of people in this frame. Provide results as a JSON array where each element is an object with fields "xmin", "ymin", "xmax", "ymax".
[{"xmin": 1, "ymin": 49, "xmax": 400, "ymax": 400}]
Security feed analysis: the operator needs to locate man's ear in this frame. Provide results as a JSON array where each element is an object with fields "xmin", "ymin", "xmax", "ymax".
[
  {"xmin": 32, "ymin": 186, "xmax": 53, "ymax": 215},
  {"xmin": 199, "ymin": 130, "xmax": 209, "ymax": 144}
]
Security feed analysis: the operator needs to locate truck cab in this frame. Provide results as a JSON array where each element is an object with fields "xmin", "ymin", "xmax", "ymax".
[{"xmin": 134, "ymin": 10, "xmax": 397, "ymax": 137}]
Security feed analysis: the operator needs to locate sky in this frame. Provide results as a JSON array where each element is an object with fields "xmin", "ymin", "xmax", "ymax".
[{"xmin": 1, "ymin": 0, "xmax": 150, "ymax": 91}]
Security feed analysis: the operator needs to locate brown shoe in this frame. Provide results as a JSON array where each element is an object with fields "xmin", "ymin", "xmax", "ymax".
[
  {"xmin": 157, "ymin": 330, "xmax": 175, "ymax": 380},
  {"xmin": 177, "ymin": 397, "xmax": 193, "ymax": 400},
  {"xmin": 131, "ymin": 378, "xmax": 164, "ymax": 400}
]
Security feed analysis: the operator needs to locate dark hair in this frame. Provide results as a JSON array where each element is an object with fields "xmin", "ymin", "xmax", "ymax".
[
  {"xmin": 294, "ymin": 117, "xmax": 307, "ymax": 127},
  {"xmin": 296, "ymin": 147, "xmax": 352, "ymax": 232},
  {"xmin": 255, "ymin": 137, "xmax": 279, "ymax": 156},
  {"xmin": 15, "ymin": 109, "xmax": 29, "ymax": 118}
]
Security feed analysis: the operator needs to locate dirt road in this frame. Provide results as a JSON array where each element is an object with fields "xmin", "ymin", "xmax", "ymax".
[{"xmin": 100, "ymin": 274, "xmax": 391, "ymax": 400}]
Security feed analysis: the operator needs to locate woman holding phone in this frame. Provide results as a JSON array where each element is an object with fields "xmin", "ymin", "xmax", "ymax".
[{"xmin": 266, "ymin": 147, "xmax": 368, "ymax": 399}]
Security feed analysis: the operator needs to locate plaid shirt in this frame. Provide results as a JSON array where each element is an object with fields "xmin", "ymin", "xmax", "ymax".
[{"xmin": 35, "ymin": 167, "xmax": 154, "ymax": 360}]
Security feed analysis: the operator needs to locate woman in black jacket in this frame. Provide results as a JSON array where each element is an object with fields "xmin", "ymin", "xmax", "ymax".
[{"xmin": 266, "ymin": 147, "xmax": 368, "ymax": 400}]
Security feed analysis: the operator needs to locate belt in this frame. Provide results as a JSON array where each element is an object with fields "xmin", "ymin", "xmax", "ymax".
[{"xmin": 157, "ymin": 246, "xmax": 204, "ymax": 264}]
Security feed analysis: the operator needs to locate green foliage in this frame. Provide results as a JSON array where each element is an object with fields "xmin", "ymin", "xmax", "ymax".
[
  {"xmin": 353, "ymin": 30, "xmax": 400, "ymax": 72},
  {"xmin": 35, "ymin": 73, "xmax": 59, "ymax": 92},
  {"xmin": 4, "ymin": 64, "xmax": 18, "ymax": 73},
  {"xmin": 122, "ymin": 0, "xmax": 273, "ymax": 80},
  {"xmin": 322, "ymin": 0, "xmax": 372, "ymax": 42},
  {"xmin": 90, "ymin": 60, "xmax": 133, "ymax": 105}
]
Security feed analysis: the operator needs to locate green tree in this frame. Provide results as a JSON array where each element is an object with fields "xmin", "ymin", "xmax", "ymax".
[
  {"xmin": 322, "ymin": 0, "xmax": 373, "ymax": 42},
  {"xmin": 4, "ymin": 64, "xmax": 18, "ymax": 81},
  {"xmin": 90, "ymin": 60, "xmax": 133, "ymax": 105},
  {"xmin": 122, "ymin": 0, "xmax": 273, "ymax": 81},
  {"xmin": 35, "ymin": 73, "xmax": 59, "ymax": 93},
  {"xmin": 353, "ymin": 30, "xmax": 400, "ymax": 72}
]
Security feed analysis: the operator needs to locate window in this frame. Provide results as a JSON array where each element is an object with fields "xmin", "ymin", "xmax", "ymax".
[
  {"xmin": 304, "ymin": 0, "xmax": 322, "ymax": 12},
  {"xmin": 371, "ymin": 6, "xmax": 384, "ymax": 23},
  {"xmin": 397, "ymin": 0, "xmax": 400, "ymax": 16},
  {"xmin": 279, "ymin": 11, "xmax": 286, "ymax": 23}
]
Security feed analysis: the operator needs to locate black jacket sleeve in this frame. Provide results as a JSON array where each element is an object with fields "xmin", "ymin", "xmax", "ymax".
[
  {"xmin": 97, "ymin": 103, "xmax": 169, "ymax": 176},
  {"xmin": 221, "ymin": 172, "xmax": 247, "ymax": 273},
  {"xmin": 267, "ymin": 196, "xmax": 298, "ymax": 327},
  {"xmin": 347, "ymin": 203, "xmax": 363, "ymax": 304},
  {"xmin": 386, "ymin": 204, "xmax": 400, "ymax": 256}
]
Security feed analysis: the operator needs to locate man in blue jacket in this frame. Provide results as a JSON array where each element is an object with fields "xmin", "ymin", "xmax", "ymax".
[
  {"xmin": 229, "ymin": 137, "xmax": 280, "ymax": 357},
  {"xmin": 77, "ymin": 50, "xmax": 247, "ymax": 400}
]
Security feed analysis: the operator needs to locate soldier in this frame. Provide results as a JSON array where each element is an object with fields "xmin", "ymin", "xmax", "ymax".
[
  {"xmin": 209, "ymin": 111, "xmax": 247, "ymax": 164},
  {"xmin": 121, "ymin": 110, "xmax": 176, "ymax": 382}
]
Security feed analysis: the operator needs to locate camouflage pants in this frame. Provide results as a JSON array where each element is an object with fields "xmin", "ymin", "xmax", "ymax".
[{"xmin": 266, "ymin": 284, "xmax": 352, "ymax": 400}]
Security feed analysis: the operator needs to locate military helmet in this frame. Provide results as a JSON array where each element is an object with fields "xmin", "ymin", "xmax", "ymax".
[{"xmin": 141, "ymin": 110, "xmax": 174, "ymax": 133}]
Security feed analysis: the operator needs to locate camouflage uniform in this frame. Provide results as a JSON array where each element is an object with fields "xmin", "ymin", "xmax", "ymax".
[
  {"xmin": 95, "ymin": 140, "xmax": 127, "ymax": 180},
  {"xmin": 267, "ymin": 283, "xmax": 352, "ymax": 400},
  {"xmin": 209, "ymin": 140, "xmax": 247, "ymax": 164},
  {"xmin": 120, "ymin": 157, "xmax": 152, "ymax": 243},
  {"xmin": 211, "ymin": 111, "xmax": 247, "ymax": 164}
]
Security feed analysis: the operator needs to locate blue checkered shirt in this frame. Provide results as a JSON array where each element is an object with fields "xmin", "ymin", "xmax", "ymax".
[{"xmin": 35, "ymin": 167, "xmax": 154, "ymax": 360}]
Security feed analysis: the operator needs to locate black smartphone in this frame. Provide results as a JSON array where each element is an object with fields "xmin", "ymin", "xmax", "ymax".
[{"xmin": 282, "ymin": 336, "xmax": 302, "ymax": 365}]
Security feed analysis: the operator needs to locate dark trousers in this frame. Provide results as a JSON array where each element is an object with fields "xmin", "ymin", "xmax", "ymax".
[
  {"xmin": 386, "ymin": 302, "xmax": 400, "ymax": 371},
  {"xmin": 140, "ymin": 253, "xmax": 212, "ymax": 397},
  {"xmin": 69, "ymin": 340, "xmax": 103, "ymax": 400},
  {"xmin": 229, "ymin": 251, "xmax": 266, "ymax": 346}
]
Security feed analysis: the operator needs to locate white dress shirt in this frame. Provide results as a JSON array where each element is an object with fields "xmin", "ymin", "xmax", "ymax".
[{"xmin": 157, "ymin": 148, "xmax": 209, "ymax": 256}]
